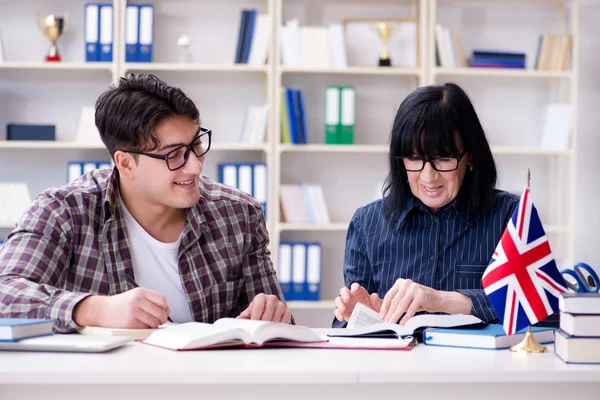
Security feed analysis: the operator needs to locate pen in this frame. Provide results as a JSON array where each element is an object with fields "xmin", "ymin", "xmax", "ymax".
[{"xmin": 122, "ymin": 273, "xmax": 174, "ymax": 323}]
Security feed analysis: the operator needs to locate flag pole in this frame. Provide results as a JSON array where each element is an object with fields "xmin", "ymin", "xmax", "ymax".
[{"xmin": 510, "ymin": 169, "xmax": 548, "ymax": 353}]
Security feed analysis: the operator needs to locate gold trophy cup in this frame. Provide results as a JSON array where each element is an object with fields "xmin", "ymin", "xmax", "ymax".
[
  {"xmin": 37, "ymin": 12, "xmax": 70, "ymax": 62},
  {"xmin": 376, "ymin": 22, "xmax": 393, "ymax": 67}
]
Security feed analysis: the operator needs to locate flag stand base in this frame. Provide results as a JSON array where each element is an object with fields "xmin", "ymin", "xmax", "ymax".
[{"xmin": 510, "ymin": 326, "xmax": 547, "ymax": 353}]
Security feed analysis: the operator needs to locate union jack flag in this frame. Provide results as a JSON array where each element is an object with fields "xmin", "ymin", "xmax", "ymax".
[{"xmin": 481, "ymin": 187, "xmax": 567, "ymax": 335}]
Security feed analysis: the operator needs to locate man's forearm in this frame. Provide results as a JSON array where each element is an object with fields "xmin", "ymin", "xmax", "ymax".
[{"xmin": 439, "ymin": 291, "xmax": 472, "ymax": 315}]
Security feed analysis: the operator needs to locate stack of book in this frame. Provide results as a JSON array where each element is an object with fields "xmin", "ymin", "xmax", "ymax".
[
  {"xmin": 280, "ymin": 87, "xmax": 307, "ymax": 145},
  {"xmin": 0, "ymin": 318, "xmax": 54, "ymax": 342},
  {"xmin": 534, "ymin": 34, "xmax": 572, "ymax": 71},
  {"xmin": 555, "ymin": 293, "xmax": 600, "ymax": 364},
  {"xmin": 469, "ymin": 50, "xmax": 526, "ymax": 69}
]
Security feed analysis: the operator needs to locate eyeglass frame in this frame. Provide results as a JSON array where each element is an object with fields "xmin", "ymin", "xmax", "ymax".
[
  {"xmin": 121, "ymin": 127, "xmax": 212, "ymax": 171},
  {"xmin": 394, "ymin": 150, "xmax": 468, "ymax": 172}
]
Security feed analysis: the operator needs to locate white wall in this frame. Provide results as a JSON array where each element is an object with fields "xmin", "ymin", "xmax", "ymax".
[{"xmin": 574, "ymin": 0, "xmax": 600, "ymax": 267}]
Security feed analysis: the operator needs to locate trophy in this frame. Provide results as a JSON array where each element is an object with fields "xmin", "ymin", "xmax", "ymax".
[
  {"xmin": 376, "ymin": 22, "xmax": 393, "ymax": 67},
  {"xmin": 37, "ymin": 12, "xmax": 70, "ymax": 62}
]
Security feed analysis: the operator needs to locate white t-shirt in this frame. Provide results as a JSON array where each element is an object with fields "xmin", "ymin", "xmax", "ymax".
[{"xmin": 119, "ymin": 197, "xmax": 193, "ymax": 323}]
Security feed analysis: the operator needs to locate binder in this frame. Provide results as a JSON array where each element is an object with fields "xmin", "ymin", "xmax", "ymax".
[
  {"xmin": 291, "ymin": 243, "xmax": 307, "ymax": 301},
  {"xmin": 339, "ymin": 86, "xmax": 355, "ymax": 144},
  {"xmin": 280, "ymin": 88, "xmax": 291, "ymax": 144},
  {"xmin": 84, "ymin": 3, "xmax": 100, "ymax": 62},
  {"xmin": 234, "ymin": 10, "xmax": 249, "ymax": 63},
  {"xmin": 218, "ymin": 164, "xmax": 238, "ymax": 188},
  {"xmin": 285, "ymin": 87, "xmax": 300, "ymax": 144},
  {"xmin": 277, "ymin": 242, "xmax": 293, "ymax": 300},
  {"xmin": 237, "ymin": 164, "xmax": 253, "ymax": 196},
  {"xmin": 306, "ymin": 242, "xmax": 321, "ymax": 301},
  {"xmin": 125, "ymin": 4, "xmax": 139, "ymax": 62},
  {"xmin": 98, "ymin": 4, "xmax": 113, "ymax": 62},
  {"xmin": 138, "ymin": 4, "xmax": 154, "ymax": 62},
  {"xmin": 242, "ymin": 9, "xmax": 258, "ymax": 63},
  {"xmin": 252, "ymin": 163, "xmax": 267, "ymax": 219},
  {"xmin": 325, "ymin": 86, "xmax": 340, "ymax": 144},
  {"xmin": 294, "ymin": 89, "xmax": 307, "ymax": 144}
]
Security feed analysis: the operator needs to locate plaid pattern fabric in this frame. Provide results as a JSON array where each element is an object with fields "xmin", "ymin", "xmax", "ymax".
[{"xmin": 0, "ymin": 169, "xmax": 285, "ymax": 332}]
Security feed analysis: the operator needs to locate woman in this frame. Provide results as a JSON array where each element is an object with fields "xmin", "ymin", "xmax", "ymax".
[{"xmin": 333, "ymin": 82, "xmax": 520, "ymax": 328}]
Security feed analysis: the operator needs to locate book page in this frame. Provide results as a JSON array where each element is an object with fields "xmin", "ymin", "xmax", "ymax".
[
  {"xmin": 143, "ymin": 322, "xmax": 247, "ymax": 350},
  {"xmin": 347, "ymin": 302, "xmax": 384, "ymax": 328},
  {"xmin": 213, "ymin": 318, "xmax": 323, "ymax": 345}
]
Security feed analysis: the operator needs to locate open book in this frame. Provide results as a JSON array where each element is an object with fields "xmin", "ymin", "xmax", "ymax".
[
  {"xmin": 327, "ymin": 302, "xmax": 484, "ymax": 338},
  {"xmin": 142, "ymin": 319, "xmax": 324, "ymax": 350}
]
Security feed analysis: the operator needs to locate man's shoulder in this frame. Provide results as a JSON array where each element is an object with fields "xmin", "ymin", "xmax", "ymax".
[
  {"xmin": 198, "ymin": 176, "xmax": 261, "ymax": 211},
  {"xmin": 35, "ymin": 169, "xmax": 110, "ymax": 211}
]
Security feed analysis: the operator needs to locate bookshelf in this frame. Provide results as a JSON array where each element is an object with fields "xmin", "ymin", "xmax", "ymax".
[{"xmin": 0, "ymin": 0, "xmax": 580, "ymax": 327}]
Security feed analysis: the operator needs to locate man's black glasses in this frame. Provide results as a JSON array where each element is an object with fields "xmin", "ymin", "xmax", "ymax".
[
  {"xmin": 395, "ymin": 150, "xmax": 468, "ymax": 172},
  {"xmin": 123, "ymin": 127, "xmax": 212, "ymax": 171}
]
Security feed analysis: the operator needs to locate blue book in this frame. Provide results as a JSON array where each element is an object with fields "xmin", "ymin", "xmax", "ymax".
[
  {"xmin": 424, "ymin": 324, "xmax": 555, "ymax": 350},
  {"xmin": 0, "ymin": 318, "xmax": 54, "ymax": 342},
  {"xmin": 241, "ymin": 9, "xmax": 257, "ymax": 63}
]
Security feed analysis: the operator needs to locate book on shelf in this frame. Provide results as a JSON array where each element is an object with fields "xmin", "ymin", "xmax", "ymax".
[
  {"xmin": 141, "ymin": 319, "xmax": 324, "ymax": 351},
  {"xmin": 325, "ymin": 302, "xmax": 483, "ymax": 338},
  {"xmin": 554, "ymin": 329, "xmax": 600, "ymax": 364},
  {"xmin": 279, "ymin": 183, "xmax": 330, "ymax": 224},
  {"xmin": 535, "ymin": 34, "xmax": 571, "ymax": 71},
  {"xmin": 280, "ymin": 86, "xmax": 307, "ymax": 145},
  {"xmin": 239, "ymin": 104, "xmax": 269, "ymax": 145},
  {"xmin": 435, "ymin": 24, "xmax": 465, "ymax": 68},
  {"xmin": 0, "ymin": 318, "xmax": 54, "ymax": 342},
  {"xmin": 234, "ymin": 9, "xmax": 269, "ymax": 65},
  {"xmin": 423, "ymin": 324, "xmax": 555, "ymax": 350}
]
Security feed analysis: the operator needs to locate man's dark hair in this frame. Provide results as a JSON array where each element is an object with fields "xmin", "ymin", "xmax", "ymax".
[
  {"xmin": 95, "ymin": 73, "xmax": 200, "ymax": 159},
  {"xmin": 383, "ymin": 82, "xmax": 497, "ymax": 225}
]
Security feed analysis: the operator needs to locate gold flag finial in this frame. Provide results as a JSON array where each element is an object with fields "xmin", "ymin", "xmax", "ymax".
[{"xmin": 527, "ymin": 169, "xmax": 531, "ymax": 189}]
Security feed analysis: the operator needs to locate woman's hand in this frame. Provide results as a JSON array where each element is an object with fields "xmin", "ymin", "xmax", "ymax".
[
  {"xmin": 334, "ymin": 283, "xmax": 383, "ymax": 322},
  {"xmin": 379, "ymin": 278, "xmax": 445, "ymax": 324}
]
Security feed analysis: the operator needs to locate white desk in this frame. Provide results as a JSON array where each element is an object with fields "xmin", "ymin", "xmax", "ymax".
[{"xmin": 0, "ymin": 342, "xmax": 599, "ymax": 400}]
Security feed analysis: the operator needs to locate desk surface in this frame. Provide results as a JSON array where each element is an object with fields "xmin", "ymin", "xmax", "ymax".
[{"xmin": 1, "ymin": 341, "xmax": 599, "ymax": 385}]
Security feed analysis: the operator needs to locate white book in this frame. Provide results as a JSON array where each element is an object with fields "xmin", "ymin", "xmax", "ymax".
[
  {"xmin": 540, "ymin": 103, "xmax": 572, "ymax": 149},
  {"xmin": 280, "ymin": 184, "xmax": 308, "ymax": 223},
  {"xmin": 239, "ymin": 106, "xmax": 253, "ymax": 143},
  {"xmin": 248, "ymin": 14, "xmax": 270, "ymax": 66},
  {"xmin": 308, "ymin": 185, "xmax": 330, "ymax": 224},
  {"xmin": 142, "ymin": 319, "xmax": 322, "ymax": 350},
  {"xmin": 326, "ymin": 302, "xmax": 483, "ymax": 337},
  {"xmin": 329, "ymin": 24, "xmax": 347, "ymax": 69}
]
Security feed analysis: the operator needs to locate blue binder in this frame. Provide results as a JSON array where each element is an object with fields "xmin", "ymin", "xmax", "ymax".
[
  {"xmin": 84, "ymin": 3, "xmax": 100, "ymax": 62},
  {"xmin": 138, "ymin": 4, "xmax": 154, "ymax": 62},
  {"xmin": 98, "ymin": 4, "xmax": 113, "ymax": 62}
]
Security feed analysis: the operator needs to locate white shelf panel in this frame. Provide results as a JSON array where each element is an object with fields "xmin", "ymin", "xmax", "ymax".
[
  {"xmin": 280, "ymin": 66, "xmax": 422, "ymax": 76},
  {"xmin": 287, "ymin": 301, "xmax": 335, "ymax": 310},
  {"xmin": 279, "ymin": 223, "xmax": 349, "ymax": 232},
  {"xmin": 0, "ymin": 141, "xmax": 268, "ymax": 152},
  {"xmin": 279, "ymin": 144, "xmax": 571, "ymax": 156},
  {"xmin": 0, "ymin": 62, "xmax": 112, "ymax": 72},
  {"xmin": 279, "ymin": 144, "xmax": 387, "ymax": 154},
  {"xmin": 434, "ymin": 67, "xmax": 573, "ymax": 79},
  {"xmin": 545, "ymin": 225, "xmax": 570, "ymax": 234},
  {"xmin": 491, "ymin": 146, "xmax": 573, "ymax": 156},
  {"xmin": 123, "ymin": 63, "xmax": 269, "ymax": 73}
]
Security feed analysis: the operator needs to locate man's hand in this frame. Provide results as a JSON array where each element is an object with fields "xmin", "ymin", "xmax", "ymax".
[
  {"xmin": 73, "ymin": 288, "xmax": 171, "ymax": 328},
  {"xmin": 237, "ymin": 293, "xmax": 292, "ymax": 323},
  {"xmin": 334, "ymin": 282, "xmax": 383, "ymax": 322},
  {"xmin": 379, "ymin": 278, "xmax": 445, "ymax": 324}
]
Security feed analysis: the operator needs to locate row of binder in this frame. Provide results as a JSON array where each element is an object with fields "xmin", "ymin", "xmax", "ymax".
[
  {"xmin": 84, "ymin": 3, "xmax": 114, "ymax": 62},
  {"xmin": 217, "ymin": 163, "xmax": 267, "ymax": 219},
  {"xmin": 234, "ymin": 9, "xmax": 270, "ymax": 66},
  {"xmin": 277, "ymin": 242, "xmax": 322, "ymax": 301},
  {"xmin": 67, "ymin": 161, "xmax": 112, "ymax": 183},
  {"xmin": 125, "ymin": 4, "xmax": 154, "ymax": 62},
  {"xmin": 325, "ymin": 85, "xmax": 355, "ymax": 144}
]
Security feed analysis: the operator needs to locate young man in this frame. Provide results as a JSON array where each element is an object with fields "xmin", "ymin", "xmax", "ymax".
[{"xmin": 0, "ymin": 74, "xmax": 292, "ymax": 332}]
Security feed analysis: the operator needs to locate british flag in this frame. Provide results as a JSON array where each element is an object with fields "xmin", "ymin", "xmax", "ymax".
[{"xmin": 481, "ymin": 187, "xmax": 567, "ymax": 335}]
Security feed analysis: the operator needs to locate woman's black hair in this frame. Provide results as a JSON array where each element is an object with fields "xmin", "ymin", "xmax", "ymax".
[{"xmin": 382, "ymin": 82, "xmax": 497, "ymax": 225}]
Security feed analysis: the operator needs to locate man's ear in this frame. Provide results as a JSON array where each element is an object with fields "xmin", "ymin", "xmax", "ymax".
[{"xmin": 114, "ymin": 151, "xmax": 136, "ymax": 179}]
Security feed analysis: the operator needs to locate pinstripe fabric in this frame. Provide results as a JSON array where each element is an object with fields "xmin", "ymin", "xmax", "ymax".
[
  {"xmin": 333, "ymin": 189, "xmax": 526, "ymax": 328},
  {"xmin": 0, "ymin": 169, "xmax": 284, "ymax": 333}
]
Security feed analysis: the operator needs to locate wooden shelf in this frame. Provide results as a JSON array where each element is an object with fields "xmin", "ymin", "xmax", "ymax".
[
  {"xmin": 0, "ymin": 62, "xmax": 112, "ymax": 71},
  {"xmin": 123, "ymin": 63, "xmax": 269, "ymax": 73},
  {"xmin": 280, "ymin": 66, "xmax": 422, "ymax": 76},
  {"xmin": 434, "ymin": 67, "xmax": 573, "ymax": 79},
  {"xmin": 287, "ymin": 300, "xmax": 335, "ymax": 310},
  {"xmin": 279, "ymin": 223, "xmax": 349, "ymax": 232}
]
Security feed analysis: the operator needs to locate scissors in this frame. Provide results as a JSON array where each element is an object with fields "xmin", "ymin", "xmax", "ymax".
[{"xmin": 560, "ymin": 262, "xmax": 600, "ymax": 293}]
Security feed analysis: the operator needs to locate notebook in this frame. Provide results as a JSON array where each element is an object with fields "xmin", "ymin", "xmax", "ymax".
[
  {"xmin": 0, "ymin": 334, "xmax": 132, "ymax": 353},
  {"xmin": 142, "ymin": 319, "xmax": 324, "ymax": 351},
  {"xmin": 0, "ymin": 318, "xmax": 54, "ymax": 341},
  {"xmin": 423, "ymin": 324, "xmax": 555, "ymax": 350},
  {"xmin": 78, "ymin": 323, "xmax": 174, "ymax": 341}
]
